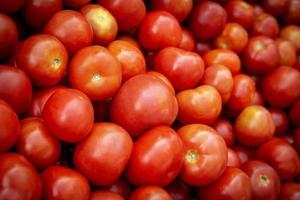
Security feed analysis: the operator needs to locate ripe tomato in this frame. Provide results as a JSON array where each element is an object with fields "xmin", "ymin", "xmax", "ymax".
[
  {"xmin": 125, "ymin": 126, "xmax": 184, "ymax": 186},
  {"xmin": 68, "ymin": 45, "xmax": 122, "ymax": 101},
  {"xmin": 103, "ymin": 178, "xmax": 132, "ymax": 199},
  {"xmin": 178, "ymin": 124, "xmax": 227, "ymax": 186},
  {"xmin": 276, "ymin": 38, "xmax": 297, "ymax": 67},
  {"xmin": 129, "ymin": 186, "xmax": 172, "ymax": 200},
  {"xmin": 164, "ymin": 179, "xmax": 191, "ymax": 200},
  {"xmin": 117, "ymin": 35, "xmax": 142, "ymax": 50},
  {"xmin": 285, "ymin": 0, "xmax": 300, "ymax": 24},
  {"xmin": 110, "ymin": 74, "xmax": 178, "ymax": 138},
  {"xmin": 280, "ymin": 25, "xmax": 300, "ymax": 52},
  {"xmin": 147, "ymin": 71, "xmax": 175, "ymax": 95},
  {"xmin": 269, "ymin": 108, "xmax": 290, "ymax": 135},
  {"xmin": 0, "ymin": 153, "xmax": 42, "ymax": 200},
  {"xmin": 40, "ymin": 165, "xmax": 90, "ymax": 200},
  {"xmin": 195, "ymin": 40, "xmax": 212, "ymax": 57},
  {"xmin": 90, "ymin": 190, "xmax": 124, "ymax": 200},
  {"xmin": 178, "ymin": 28, "xmax": 195, "ymax": 51},
  {"xmin": 262, "ymin": 0, "xmax": 290, "ymax": 17},
  {"xmin": 227, "ymin": 148, "xmax": 241, "ymax": 167},
  {"xmin": 251, "ymin": 13, "xmax": 279, "ymax": 38},
  {"xmin": 0, "ymin": 0, "xmax": 24, "ymax": 14},
  {"xmin": 74, "ymin": 123, "xmax": 133, "ymax": 186},
  {"xmin": 211, "ymin": 118, "xmax": 235, "ymax": 146},
  {"xmin": 154, "ymin": 47, "xmax": 205, "ymax": 91},
  {"xmin": 251, "ymin": 90, "xmax": 265, "ymax": 106},
  {"xmin": 280, "ymin": 183, "xmax": 300, "ymax": 200},
  {"xmin": 233, "ymin": 145, "xmax": 255, "ymax": 164},
  {"xmin": 42, "ymin": 88, "xmax": 94, "ymax": 143}
]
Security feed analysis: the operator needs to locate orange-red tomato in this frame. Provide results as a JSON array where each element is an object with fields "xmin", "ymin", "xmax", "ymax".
[
  {"xmin": 129, "ymin": 186, "xmax": 172, "ymax": 200},
  {"xmin": 147, "ymin": 71, "xmax": 175, "ymax": 95},
  {"xmin": 251, "ymin": 13, "xmax": 279, "ymax": 38},
  {"xmin": 281, "ymin": 25, "xmax": 300, "ymax": 52},
  {"xmin": 90, "ymin": 190, "xmax": 124, "ymax": 200},
  {"xmin": 276, "ymin": 38, "xmax": 297, "ymax": 67},
  {"xmin": 178, "ymin": 28, "xmax": 195, "ymax": 51}
]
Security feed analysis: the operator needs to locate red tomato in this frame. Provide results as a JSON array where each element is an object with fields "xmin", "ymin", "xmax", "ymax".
[
  {"xmin": 262, "ymin": 0, "xmax": 290, "ymax": 17},
  {"xmin": 40, "ymin": 165, "xmax": 90, "ymax": 200},
  {"xmin": 0, "ymin": 153, "xmax": 42, "ymax": 200},
  {"xmin": 147, "ymin": 71, "xmax": 175, "ymax": 95},
  {"xmin": 110, "ymin": 74, "xmax": 178, "ymax": 138},
  {"xmin": 0, "ymin": 99, "xmax": 20, "ymax": 153},
  {"xmin": 290, "ymin": 98, "xmax": 300, "ymax": 126},
  {"xmin": 0, "ymin": 0, "xmax": 24, "ymax": 14},
  {"xmin": 129, "ymin": 186, "xmax": 172, "ymax": 200},
  {"xmin": 0, "ymin": 65, "xmax": 32, "ymax": 115},
  {"xmin": 90, "ymin": 190, "xmax": 124, "ymax": 200},
  {"xmin": 251, "ymin": 90, "xmax": 265, "ymax": 106},
  {"xmin": 276, "ymin": 38, "xmax": 297, "ymax": 67},
  {"xmin": 177, "ymin": 85, "xmax": 222, "ymax": 125},
  {"xmin": 281, "ymin": 25, "xmax": 300, "ymax": 52},
  {"xmin": 178, "ymin": 28, "xmax": 195, "ymax": 51},
  {"xmin": 74, "ymin": 123, "xmax": 133, "ymax": 186},
  {"xmin": 242, "ymin": 160, "xmax": 281, "ymax": 200},
  {"xmin": 280, "ymin": 183, "xmax": 300, "ymax": 200},
  {"xmin": 261, "ymin": 66, "xmax": 300, "ymax": 108},
  {"xmin": 44, "ymin": 10, "xmax": 93, "ymax": 55},
  {"xmin": 42, "ymin": 88, "xmax": 94, "ymax": 143},
  {"xmin": 63, "ymin": 0, "xmax": 90, "ymax": 9},
  {"xmin": 251, "ymin": 13, "xmax": 279, "ymax": 38},
  {"xmin": 178, "ymin": 124, "xmax": 227, "ymax": 186},
  {"xmin": 198, "ymin": 167, "xmax": 252, "ymax": 200},
  {"xmin": 103, "ymin": 178, "xmax": 132, "ymax": 199},
  {"xmin": 233, "ymin": 145, "xmax": 255, "ymax": 164},
  {"xmin": 256, "ymin": 138, "xmax": 300, "ymax": 181},
  {"xmin": 154, "ymin": 47, "xmax": 204, "ymax": 91},
  {"xmin": 285, "ymin": 0, "xmax": 300, "ymax": 24},
  {"xmin": 16, "ymin": 117, "xmax": 61, "ymax": 169},
  {"xmin": 211, "ymin": 118, "xmax": 235, "ymax": 146},
  {"xmin": 125, "ymin": 126, "xmax": 184, "ymax": 186},
  {"xmin": 164, "ymin": 179, "xmax": 191, "ymax": 200},
  {"xmin": 195, "ymin": 40, "xmax": 212, "ymax": 57},
  {"xmin": 108, "ymin": 40, "xmax": 146, "ymax": 82},
  {"xmin": 138, "ymin": 11, "xmax": 182, "ymax": 50},
  {"xmin": 68, "ymin": 45, "xmax": 122, "ymax": 101},
  {"xmin": 117, "ymin": 35, "xmax": 142, "ymax": 50},
  {"xmin": 269, "ymin": 108, "xmax": 290, "ymax": 135},
  {"xmin": 227, "ymin": 148, "xmax": 241, "ymax": 167}
]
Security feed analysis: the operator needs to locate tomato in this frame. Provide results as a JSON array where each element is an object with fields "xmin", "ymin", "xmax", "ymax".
[
  {"xmin": 74, "ymin": 123, "xmax": 133, "ymax": 186},
  {"xmin": 252, "ymin": 3, "xmax": 264, "ymax": 17},
  {"xmin": 129, "ymin": 186, "xmax": 172, "ymax": 200},
  {"xmin": 0, "ymin": 153, "xmax": 41, "ymax": 200},
  {"xmin": 285, "ymin": 0, "xmax": 300, "ymax": 24},
  {"xmin": 110, "ymin": 74, "xmax": 178, "ymax": 138},
  {"xmin": 68, "ymin": 45, "xmax": 122, "ymax": 101},
  {"xmin": 280, "ymin": 183, "xmax": 300, "ymax": 200},
  {"xmin": 99, "ymin": 0, "xmax": 146, "ymax": 32},
  {"xmin": 80, "ymin": 4, "xmax": 117, "ymax": 45},
  {"xmin": 189, "ymin": 1, "xmax": 227, "ymax": 40},
  {"xmin": 202, "ymin": 64, "xmax": 233, "ymax": 103},
  {"xmin": 262, "ymin": 0, "xmax": 290, "ymax": 17},
  {"xmin": 261, "ymin": 66, "xmax": 300, "ymax": 108},
  {"xmin": 154, "ymin": 47, "xmax": 204, "ymax": 91},
  {"xmin": 103, "ymin": 178, "xmax": 132, "ymax": 199},
  {"xmin": 40, "ymin": 165, "xmax": 90, "ymax": 200},
  {"xmin": 63, "ymin": 0, "xmax": 90, "ymax": 9},
  {"xmin": 108, "ymin": 40, "xmax": 146, "ymax": 82},
  {"xmin": 0, "ymin": 0, "xmax": 24, "ymax": 14},
  {"xmin": 125, "ymin": 126, "xmax": 184, "ymax": 186},
  {"xmin": 281, "ymin": 25, "xmax": 300, "ymax": 52},
  {"xmin": 90, "ymin": 190, "xmax": 124, "ymax": 200},
  {"xmin": 164, "ymin": 179, "xmax": 191, "ymax": 200},
  {"xmin": 0, "ymin": 13, "xmax": 18, "ymax": 60},
  {"xmin": 276, "ymin": 38, "xmax": 297, "ymax": 67},
  {"xmin": 178, "ymin": 124, "xmax": 227, "ymax": 186},
  {"xmin": 251, "ymin": 13, "xmax": 279, "ymax": 38},
  {"xmin": 117, "ymin": 35, "xmax": 142, "ymax": 50},
  {"xmin": 256, "ymin": 138, "xmax": 300, "ymax": 181},
  {"xmin": 203, "ymin": 49, "xmax": 241, "ymax": 74},
  {"xmin": 251, "ymin": 90, "xmax": 265, "ymax": 106},
  {"xmin": 178, "ymin": 28, "xmax": 195, "ymax": 51},
  {"xmin": 16, "ymin": 117, "xmax": 61, "ymax": 169},
  {"xmin": 177, "ymin": 85, "xmax": 222, "ymax": 125},
  {"xmin": 233, "ymin": 145, "xmax": 255, "ymax": 164},
  {"xmin": 147, "ymin": 71, "xmax": 175, "ymax": 95},
  {"xmin": 195, "ymin": 40, "xmax": 212, "ymax": 57},
  {"xmin": 211, "ymin": 118, "xmax": 235, "ymax": 146},
  {"xmin": 150, "ymin": 0, "xmax": 193, "ymax": 22},
  {"xmin": 0, "ymin": 65, "xmax": 32, "ymax": 114},
  {"xmin": 42, "ymin": 88, "xmax": 94, "ymax": 143},
  {"xmin": 269, "ymin": 108, "xmax": 290, "ymax": 135},
  {"xmin": 0, "ymin": 99, "xmax": 20, "ymax": 153},
  {"xmin": 225, "ymin": 1, "xmax": 254, "ymax": 30},
  {"xmin": 227, "ymin": 148, "xmax": 241, "ymax": 167},
  {"xmin": 44, "ymin": 10, "xmax": 93, "ymax": 55},
  {"xmin": 242, "ymin": 160, "xmax": 281, "ymax": 200},
  {"xmin": 198, "ymin": 167, "xmax": 252, "ymax": 200},
  {"xmin": 138, "ymin": 11, "xmax": 182, "ymax": 50}
]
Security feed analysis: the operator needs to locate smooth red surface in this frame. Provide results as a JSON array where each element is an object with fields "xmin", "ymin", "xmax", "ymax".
[{"xmin": 129, "ymin": 186, "xmax": 172, "ymax": 200}]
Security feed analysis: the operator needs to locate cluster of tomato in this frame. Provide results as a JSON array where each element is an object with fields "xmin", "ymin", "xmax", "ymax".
[{"xmin": 1, "ymin": 0, "xmax": 300, "ymax": 199}]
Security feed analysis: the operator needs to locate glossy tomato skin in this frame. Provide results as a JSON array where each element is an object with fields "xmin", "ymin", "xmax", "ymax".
[
  {"xmin": 99, "ymin": 0, "xmax": 146, "ymax": 32},
  {"xmin": 269, "ymin": 108, "xmax": 290, "ymax": 135},
  {"xmin": 290, "ymin": 99, "xmax": 300, "ymax": 126},
  {"xmin": 227, "ymin": 148, "xmax": 241, "ymax": 167},
  {"xmin": 110, "ymin": 74, "xmax": 178, "ymax": 138},
  {"xmin": 0, "ymin": 65, "xmax": 32, "ymax": 115},
  {"xmin": 178, "ymin": 28, "xmax": 195, "ymax": 51},
  {"xmin": 261, "ymin": 66, "xmax": 300, "ymax": 108},
  {"xmin": 125, "ymin": 126, "xmax": 184, "ymax": 186},
  {"xmin": 16, "ymin": 117, "xmax": 61, "ymax": 169},
  {"xmin": 164, "ymin": 179, "xmax": 191, "ymax": 200},
  {"xmin": 256, "ymin": 138, "xmax": 300, "ymax": 181},
  {"xmin": 129, "ymin": 186, "xmax": 172, "ymax": 200},
  {"xmin": 41, "ymin": 165, "xmax": 90, "ymax": 200},
  {"xmin": 211, "ymin": 119, "xmax": 235, "ymax": 146},
  {"xmin": 281, "ymin": 25, "xmax": 300, "ymax": 52},
  {"xmin": 138, "ymin": 11, "xmax": 182, "ymax": 50},
  {"xmin": 68, "ymin": 45, "xmax": 122, "ymax": 101},
  {"xmin": 147, "ymin": 71, "xmax": 175, "ymax": 95},
  {"xmin": 178, "ymin": 124, "xmax": 227, "ymax": 186},
  {"xmin": 251, "ymin": 13, "xmax": 279, "ymax": 38},
  {"xmin": 42, "ymin": 88, "xmax": 94, "ymax": 143},
  {"xmin": 276, "ymin": 38, "xmax": 297, "ymax": 67},
  {"xmin": 44, "ymin": 10, "xmax": 93, "ymax": 55},
  {"xmin": 280, "ymin": 183, "xmax": 300, "ymax": 200},
  {"xmin": 242, "ymin": 160, "xmax": 281, "ymax": 200},
  {"xmin": 74, "ymin": 123, "xmax": 133, "ymax": 186},
  {"xmin": 0, "ymin": 99, "xmax": 20, "ymax": 153},
  {"xmin": 198, "ymin": 167, "xmax": 252, "ymax": 200},
  {"xmin": 0, "ymin": 153, "xmax": 42, "ymax": 200},
  {"xmin": 0, "ymin": 0, "xmax": 24, "ymax": 14},
  {"xmin": 154, "ymin": 47, "xmax": 204, "ymax": 91},
  {"xmin": 17, "ymin": 34, "xmax": 68, "ymax": 87},
  {"xmin": 90, "ymin": 190, "xmax": 124, "ymax": 200},
  {"xmin": 189, "ymin": 1, "xmax": 227, "ymax": 40}
]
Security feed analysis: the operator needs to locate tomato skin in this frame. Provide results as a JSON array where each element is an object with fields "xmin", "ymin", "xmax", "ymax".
[
  {"xmin": 125, "ymin": 126, "xmax": 184, "ymax": 186},
  {"xmin": 285, "ymin": 0, "xmax": 300, "ymax": 24},
  {"xmin": 290, "ymin": 98, "xmax": 300, "ymax": 126},
  {"xmin": 0, "ymin": 153, "xmax": 42, "ymax": 200},
  {"xmin": 44, "ymin": 10, "xmax": 93, "ymax": 55},
  {"xmin": 211, "ymin": 119, "xmax": 235, "ymax": 147},
  {"xmin": 178, "ymin": 28, "xmax": 195, "ymax": 51},
  {"xmin": 41, "ymin": 165, "xmax": 90, "ymax": 200},
  {"xmin": 280, "ymin": 183, "xmax": 300, "ymax": 200},
  {"xmin": 261, "ymin": 66, "xmax": 300, "ymax": 108},
  {"xmin": 0, "ymin": 99, "xmax": 20, "ymax": 153},
  {"xmin": 110, "ymin": 74, "xmax": 178, "ymax": 138},
  {"xmin": 16, "ymin": 117, "xmax": 61, "ymax": 169},
  {"xmin": 103, "ymin": 178, "xmax": 132, "ymax": 199},
  {"xmin": 0, "ymin": 0, "xmax": 24, "ymax": 14},
  {"xmin": 251, "ymin": 91, "xmax": 265, "ymax": 106},
  {"xmin": 74, "ymin": 123, "xmax": 133, "ymax": 186},
  {"xmin": 195, "ymin": 40, "xmax": 212, "ymax": 57},
  {"xmin": 262, "ymin": 0, "xmax": 290, "ymax": 17},
  {"xmin": 0, "ymin": 65, "xmax": 32, "ymax": 115},
  {"xmin": 129, "ymin": 186, "xmax": 172, "ymax": 200},
  {"xmin": 233, "ymin": 145, "xmax": 255, "ymax": 164},
  {"xmin": 251, "ymin": 13, "xmax": 279, "ymax": 38},
  {"xmin": 197, "ymin": 167, "xmax": 252, "ymax": 200},
  {"xmin": 281, "ymin": 25, "xmax": 300, "ymax": 53},
  {"xmin": 178, "ymin": 124, "xmax": 227, "ymax": 186},
  {"xmin": 269, "ymin": 108, "xmax": 290, "ymax": 135},
  {"xmin": 90, "ymin": 190, "xmax": 124, "ymax": 200},
  {"xmin": 68, "ymin": 45, "xmax": 122, "ymax": 101},
  {"xmin": 42, "ymin": 88, "xmax": 94, "ymax": 143},
  {"xmin": 147, "ymin": 71, "xmax": 175, "ymax": 95},
  {"xmin": 164, "ymin": 179, "xmax": 191, "ymax": 200},
  {"xmin": 63, "ymin": 0, "xmax": 90, "ymax": 8},
  {"xmin": 256, "ymin": 138, "xmax": 300, "ymax": 181},
  {"xmin": 276, "ymin": 38, "xmax": 297, "ymax": 67},
  {"xmin": 154, "ymin": 47, "xmax": 204, "ymax": 91},
  {"xmin": 227, "ymin": 148, "xmax": 241, "ymax": 167}
]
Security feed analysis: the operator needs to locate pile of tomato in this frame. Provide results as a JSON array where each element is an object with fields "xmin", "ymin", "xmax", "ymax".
[{"xmin": 1, "ymin": 0, "xmax": 300, "ymax": 199}]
